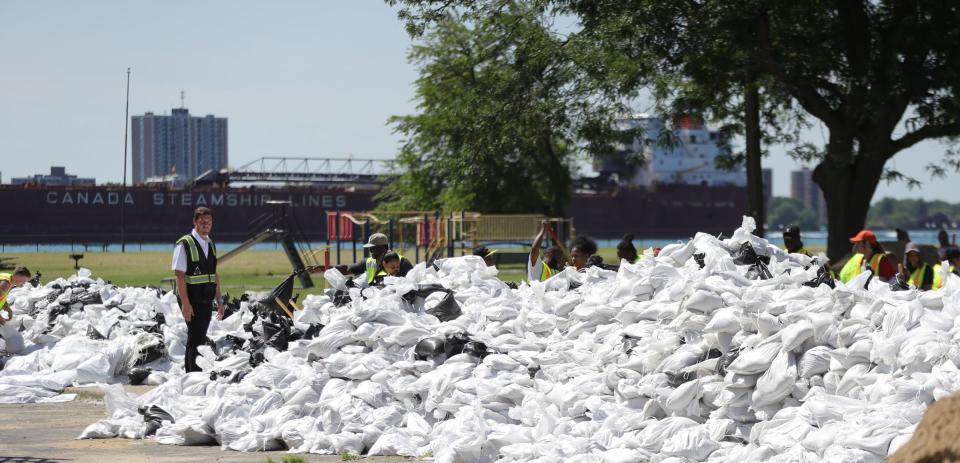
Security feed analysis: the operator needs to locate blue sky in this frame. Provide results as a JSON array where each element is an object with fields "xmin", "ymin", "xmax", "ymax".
[{"xmin": 1, "ymin": 0, "xmax": 955, "ymax": 201}]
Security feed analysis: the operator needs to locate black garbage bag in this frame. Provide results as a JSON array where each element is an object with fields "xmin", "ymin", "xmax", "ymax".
[
  {"xmin": 261, "ymin": 319, "xmax": 290, "ymax": 351},
  {"xmin": 890, "ymin": 273, "xmax": 910, "ymax": 291},
  {"xmin": 134, "ymin": 334, "xmax": 166, "ymax": 366},
  {"xmin": 734, "ymin": 243, "xmax": 773, "ymax": 280},
  {"xmin": 402, "ymin": 285, "xmax": 462, "ymax": 322},
  {"xmin": 716, "ymin": 348, "xmax": 741, "ymax": 376},
  {"xmin": 139, "ymin": 405, "xmax": 175, "ymax": 437},
  {"xmin": 128, "ymin": 367, "xmax": 152, "ymax": 385},
  {"xmin": 803, "ymin": 266, "xmax": 837, "ymax": 289},
  {"xmin": 414, "ymin": 336, "xmax": 444, "ymax": 360},
  {"xmin": 261, "ymin": 273, "xmax": 295, "ymax": 316},
  {"xmin": 694, "ymin": 253, "xmax": 706, "ymax": 269},
  {"xmin": 462, "ymin": 341, "xmax": 489, "ymax": 359},
  {"xmin": 289, "ymin": 323, "xmax": 324, "ymax": 342},
  {"xmin": 427, "ymin": 292, "xmax": 461, "ymax": 322}
]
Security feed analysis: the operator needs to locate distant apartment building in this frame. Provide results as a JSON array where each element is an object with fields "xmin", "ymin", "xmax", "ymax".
[
  {"xmin": 10, "ymin": 166, "xmax": 95, "ymax": 186},
  {"xmin": 131, "ymin": 107, "xmax": 227, "ymax": 185},
  {"xmin": 790, "ymin": 167, "xmax": 827, "ymax": 225},
  {"xmin": 762, "ymin": 168, "xmax": 773, "ymax": 207}
]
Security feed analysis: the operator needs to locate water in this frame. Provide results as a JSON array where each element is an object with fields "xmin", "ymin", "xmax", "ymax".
[{"xmin": 3, "ymin": 229, "xmax": 958, "ymax": 253}]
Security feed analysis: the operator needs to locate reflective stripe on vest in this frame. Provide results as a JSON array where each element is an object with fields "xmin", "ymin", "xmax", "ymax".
[
  {"xmin": 539, "ymin": 262, "xmax": 554, "ymax": 282},
  {"xmin": 365, "ymin": 257, "xmax": 378, "ymax": 283},
  {"xmin": 910, "ymin": 263, "xmax": 929, "ymax": 288},
  {"xmin": 177, "ymin": 234, "xmax": 216, "ymax": 285}
]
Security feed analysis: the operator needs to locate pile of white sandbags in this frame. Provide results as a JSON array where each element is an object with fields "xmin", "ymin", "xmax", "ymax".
[
  {"xmin": 0, "ymin": 269, "xmax": 184, "ymax": 403},
  {"xmin": 16, "ymin": 217, "xmax": 960, "ymax": 461}
]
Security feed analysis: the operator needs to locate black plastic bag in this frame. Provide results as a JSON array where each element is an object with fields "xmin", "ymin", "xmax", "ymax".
[
  {"xmin": 139, "ymin": 404, "xmax": 175, "ymax": 437},
  {"xmin": 462, "ymin": 341, "xmax": 488, "ymax": 359},
  {"xmin": 803, "ymin": 266, "xmax": 837, "ymax": 289},
  {"xmin": 261, "ymin": 273, "xmax": 295, "ymax": 316},
  {"xmin": 414, "ymin": 336, "xmax": 444, "ymax": 360},
  {"xmin": 261, "ymin": 319, "xmax": 289, "ymax": 351},
  {"xmin": 128, "ymin": 367, "xmax": 152, "ymax": 385},
  {"xmin": 427, "ymin": 292, "xmax": 461, "ymax": 322},
  {"xmin": 134, "ymin": 334, "xmax": 166, "ymax": 366}
]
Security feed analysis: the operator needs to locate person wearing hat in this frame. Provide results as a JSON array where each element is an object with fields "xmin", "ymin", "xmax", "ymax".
[
  {"xmin": 900, "ymin": 242, "xmax": 934, "ymax": 290},
  {"xmin": 617, "ymin": 234, "xmax": 639, "ymax": 264},
  {"xmin": 336, "ymin": 233, "xmax": 412, "ymax": 285},
  {"xmin": 473, "ymin": 246, "xmax": 497, "ymax": 267},
  {"xmin": 782, "ymin": 225, "xmax": 812, "ymax": 257},
  {"xmin": 839, "ymin": 230, "xmax": 896, "ymax": 284}
]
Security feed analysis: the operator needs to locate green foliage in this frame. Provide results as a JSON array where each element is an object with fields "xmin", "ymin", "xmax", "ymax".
[
  {"xmin": 339, "ymin": 450, "xmax": 361, "ymax": 461},
  {"xmin": 281, "ymin": 456, "xmax": 306, "ymax": 463},
  {"xmin": 377, "ymin": 4, "xmax": 624, "ymax": 215},
  {"xmin": 767, "ymin": 197, "xmax": 818, "ymax": 231},
  {"xmin": 387, "ymin": 0, "xmax": 960, "ymax": 259},
  {"xmin": 867, "ymin": 197, "xmax": 960, "ymax": 229}
]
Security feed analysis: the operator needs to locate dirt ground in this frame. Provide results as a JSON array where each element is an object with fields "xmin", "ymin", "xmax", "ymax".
[{"xmin": 0, "ymin": 386, "xmax": 415, "ymax": 463}]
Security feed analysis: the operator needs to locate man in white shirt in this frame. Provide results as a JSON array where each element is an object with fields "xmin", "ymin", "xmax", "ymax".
[{"xmin": 171, "ymin": 207, "xmax": 223, "ymax": 372}]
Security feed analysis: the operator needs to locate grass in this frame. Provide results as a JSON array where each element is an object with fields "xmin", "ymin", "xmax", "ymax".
[
  {"xmin": 260, "ymin": 457, "xmax": 306, "ymax": 463},
  {"xmin": 339, "ymin": 450, "xmax": 361, "ymax": 461},
  {"xmin": 4, "ymin": 243, "xmax": 824, "ymax": 293}
]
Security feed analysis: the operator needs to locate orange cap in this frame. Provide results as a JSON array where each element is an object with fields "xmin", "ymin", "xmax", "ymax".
[{"xmin": 849, "ymin": 230, "xmax": 877, "ymax": 245}]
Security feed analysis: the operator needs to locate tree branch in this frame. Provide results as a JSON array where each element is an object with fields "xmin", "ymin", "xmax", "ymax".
[
  {"xmin": 752, "ymin": 12, "xmax": 844, "ymax": 129},
  {"xmin": 889, "ymin": 122, "xmax": 960, "ymax": 154}
]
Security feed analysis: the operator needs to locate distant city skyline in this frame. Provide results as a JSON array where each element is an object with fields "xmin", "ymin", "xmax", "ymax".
[
  {"xmin": 132, "ymin": 107, "xmax": 228, "ymax": 184},
  {"xmin": 1, "ymin": 0, "xmax": 956, "ymax": 202}
]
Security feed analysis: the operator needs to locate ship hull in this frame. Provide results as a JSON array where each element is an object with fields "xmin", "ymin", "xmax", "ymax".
[{"xmin": 1, "ymin": 184, "xmax": 747, "ymax": 244}]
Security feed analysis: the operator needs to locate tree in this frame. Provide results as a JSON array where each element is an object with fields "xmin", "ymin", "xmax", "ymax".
[
  {"xmin": 377, "ymin": 5, "xmax": 620, "ymax": 215},
  {"xmin": 389, "ymin": 0, "xmax": 960, "ymax": 260},
  {"xmin": 767, "ymin": 197, "xmax": 818, "ymax": 231}
]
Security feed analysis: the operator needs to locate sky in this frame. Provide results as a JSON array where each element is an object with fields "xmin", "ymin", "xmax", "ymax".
[{"xmin": 1, "ymin": 0, "xmax": 956, "ymax": 202}]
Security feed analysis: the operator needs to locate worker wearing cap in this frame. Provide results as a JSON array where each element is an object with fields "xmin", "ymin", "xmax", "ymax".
[
  {"xmin": 900, "ymin": 242, "xmax": 934, "ymax": 290},
  {"xmin": 782, "ymin": 226, "xmax": 812, "ymax": 257},
  {"xmin": 839, "ymin": 230, "xmax": 896, "ymax": 284},
  {"xmin": 473, "ymin": 246, "xmax": 497, "ymax": 267},
  {"xmin": 336, "ymin": 233, "xmax": 412, "ymax": 284}
]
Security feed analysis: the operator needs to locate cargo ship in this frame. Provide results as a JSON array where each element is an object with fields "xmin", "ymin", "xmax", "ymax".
[{"xmin": 0, "ymin": 115, "xmax": 747, "ymax": 244}]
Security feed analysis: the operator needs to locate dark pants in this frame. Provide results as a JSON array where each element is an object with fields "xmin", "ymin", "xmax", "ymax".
[{"xmin": 183, "ymin": 299, "xmax": 213, "ymax": 373}]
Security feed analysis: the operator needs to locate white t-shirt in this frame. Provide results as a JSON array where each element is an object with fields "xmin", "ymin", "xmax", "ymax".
[
  {"xmin": 527, "ymin": 258, "xmax": 545, "ymax": 282},
  {"xmin": 171, "ymin": 229, "xmax": 211, "ymax": 273}
]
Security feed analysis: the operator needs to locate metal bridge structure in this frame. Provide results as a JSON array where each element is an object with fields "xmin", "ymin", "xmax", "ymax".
[{"xmin": 194, "ymin": 156, "xmax": 395, "ymax": 186}]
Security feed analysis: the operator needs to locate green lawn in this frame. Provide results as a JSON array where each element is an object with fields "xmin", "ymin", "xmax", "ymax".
[{"xmin": 4, "ymin": 243, "xmax": 820, "ymax": 293}]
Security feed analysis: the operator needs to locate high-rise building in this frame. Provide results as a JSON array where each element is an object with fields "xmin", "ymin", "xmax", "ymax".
[
  {"xmin": 131, "ymin": 107, "xmax": 227, "ymax": 185},
  {"xmin": 790, "ymin": 167, "xmax": 827, "ymax": 225}
]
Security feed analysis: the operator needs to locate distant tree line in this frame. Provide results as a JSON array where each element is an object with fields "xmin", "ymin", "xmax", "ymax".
[
  {"xmin": 867, "ymin": 198, "xmax": 960, "ymax": 230},
  {"xmin": 768, "ymin": 197, "xmax": 959, "ymax": 232}
]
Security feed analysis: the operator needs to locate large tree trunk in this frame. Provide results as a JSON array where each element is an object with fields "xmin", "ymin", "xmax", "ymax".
[
  {"xmin": 814, "ymin": 135, "xmax": 887, "ymax": 262},
  {"xmin": 744, "ymin": 81, "xmax": 765, "ymax": 236}
]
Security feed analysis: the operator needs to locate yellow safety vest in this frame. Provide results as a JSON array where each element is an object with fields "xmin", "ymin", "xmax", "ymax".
[
  {"xmin": 539, "ymin": 262, "xmax": 555, "ymax": 282},
  {"xmin": 910, "ymin": 263, "xmax": 930, "ymax": 288},
  {"xmin": 176, "ymin": 234, "xmax": 217, "ymax": 285},
  {"xmin": 0, "ymin": 273, "xmax": 10, "ymax": 309},
  {"xmin": 366, "ymin": 254, "xmax": 404, "ymax": 284},
  {"xmin": 839, "ymin": 253, "xmax": 884, "ymax": 283}
]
